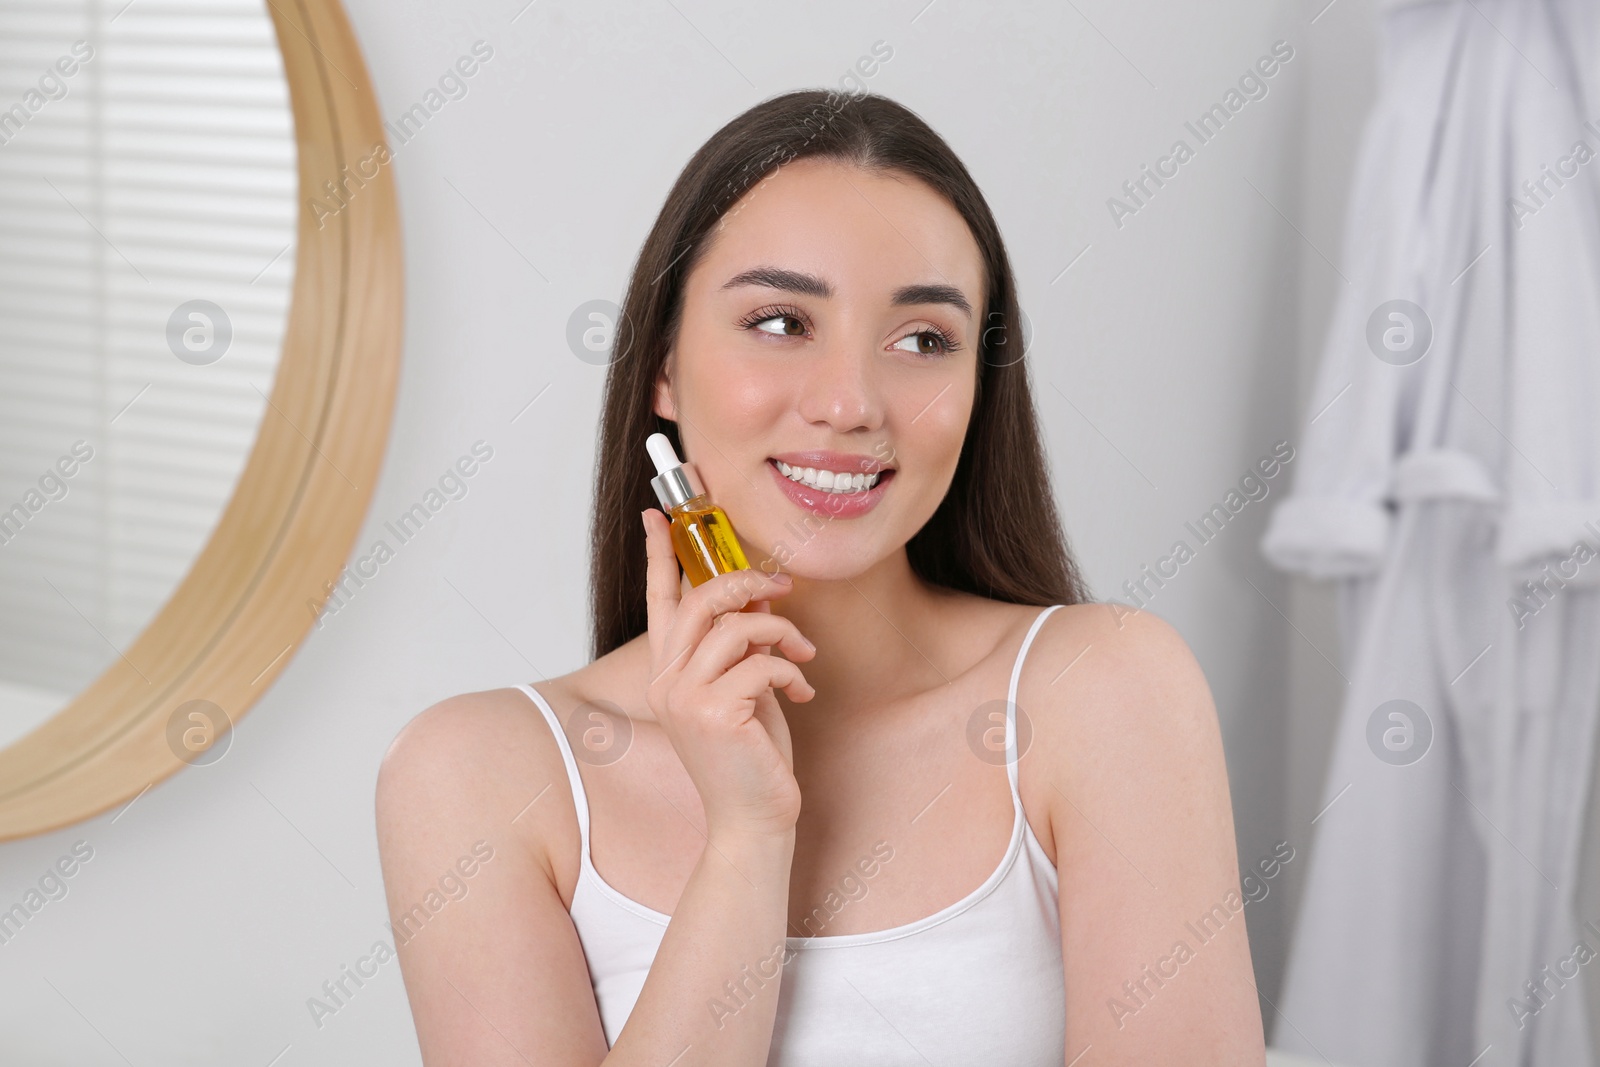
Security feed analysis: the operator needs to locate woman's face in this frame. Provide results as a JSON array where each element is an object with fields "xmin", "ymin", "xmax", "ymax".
[{"xmin": 654, "ymin": 157, "xmax": 986, "ymax": 580}]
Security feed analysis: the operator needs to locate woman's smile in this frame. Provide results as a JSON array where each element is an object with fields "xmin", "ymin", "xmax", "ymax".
[{"xmin": 765, "ymin": 455, "xmax": 897, "ymax": 518}]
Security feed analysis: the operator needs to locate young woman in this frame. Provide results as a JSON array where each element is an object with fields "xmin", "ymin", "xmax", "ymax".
[{"xmin": 376, "ymin": 90, "xmax": 1265, "ymax": 1065}]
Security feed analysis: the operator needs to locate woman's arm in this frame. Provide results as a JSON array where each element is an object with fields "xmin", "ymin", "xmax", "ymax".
[
  {"xmin": 376, "ymin": 693, "xmax": 800, "ymax": 1066},
  {"xmin": 378, "ymin": 507, "xmax": 813, "ymax": 1066},
  {"xmin": 376, "ymin": 693, "xmax": 610, "ymax": 1063},
  {"xmin": 608, "ymin": 825, "xmax": 796, "ymax": 1065},
  {"xmin": 1039, "ymin": 606, "xmax": 1267, "ymax": 1065}
]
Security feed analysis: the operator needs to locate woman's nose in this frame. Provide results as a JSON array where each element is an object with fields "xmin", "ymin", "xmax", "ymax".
[{"xmin": 794, "ymin": 336, "xmax": 883, "ymax": 433}]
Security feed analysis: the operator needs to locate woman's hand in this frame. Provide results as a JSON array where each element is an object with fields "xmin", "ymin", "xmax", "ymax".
[{"xmin": 641, "ymin": 508, "xmax": 815, "ymax": 841}]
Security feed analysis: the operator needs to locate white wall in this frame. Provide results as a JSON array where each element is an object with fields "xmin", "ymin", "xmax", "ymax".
[
  {"xmin": 0, "ymin": 1, "xmax": 1374, "ymax": 1061},
  {"xmin": 1276, "ymin": 0, "xmax": 1380, "ymax": 1020}
]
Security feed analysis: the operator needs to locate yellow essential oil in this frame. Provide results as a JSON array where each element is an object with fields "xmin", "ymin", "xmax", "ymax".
[
  {"xmin": 647, "ymin": 432, "xmax": 751, "ymax": 586},
  {"xmin": 667, "ymin": 498, "xmax": 750, "ymax": 586}
]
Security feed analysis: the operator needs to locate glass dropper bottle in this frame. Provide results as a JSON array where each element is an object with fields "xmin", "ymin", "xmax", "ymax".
[{"xmin": 646, "ymin": 432, "xmax": 751, "ymax": 586}]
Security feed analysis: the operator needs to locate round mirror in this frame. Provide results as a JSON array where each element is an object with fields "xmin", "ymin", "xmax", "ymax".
[
  {"xmin": 0, "ymin": 0, "xmax": 401, "ymax": 838},
  {"xmin": 0, "ymin": 0, "xmax": 297, "ymax": 748}
]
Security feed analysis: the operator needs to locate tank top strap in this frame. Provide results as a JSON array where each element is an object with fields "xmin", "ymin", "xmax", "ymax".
[
  {"xmin": 515, "ymin": 683, "xmax": 592, "ymax": 857},
  {"xmin": 1005, "ymin": 605, "xmax": 1067, "ymax": 803}
]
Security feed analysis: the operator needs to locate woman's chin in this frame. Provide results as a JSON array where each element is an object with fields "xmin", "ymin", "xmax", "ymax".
[{"xmin": 739, "ymin": 537, "xmax": 887, "ymax": 583}]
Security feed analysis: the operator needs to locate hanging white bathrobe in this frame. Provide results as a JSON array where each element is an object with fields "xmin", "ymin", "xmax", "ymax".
[{"xmin": 1260, "ymin": 1, "xmax": 1600, "ymax": 1065}]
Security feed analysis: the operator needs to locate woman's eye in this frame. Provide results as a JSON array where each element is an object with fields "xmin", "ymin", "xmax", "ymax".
[
  {"xmin": 754, "ymin": 314, "xmax": 806, "ymax": 337},
  {"xmin": 892, "ymin": 331, "xmax": 951, "ymax": 356}
]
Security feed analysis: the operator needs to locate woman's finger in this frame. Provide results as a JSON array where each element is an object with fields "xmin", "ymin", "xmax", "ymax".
[
  {"xmin": 641, "ymin": 508, "xmax": 682, "ymax": 667},
  {"xmin": 709, "ymin": 653, "xmax": 815, "ymax": 706},
  {"xmin": 681, "ymin": 612, "xmax": 816, "ymax": 687},
  {"xmin": 659, "ymin": 567, "xmax": 793, "ymax": 681}
]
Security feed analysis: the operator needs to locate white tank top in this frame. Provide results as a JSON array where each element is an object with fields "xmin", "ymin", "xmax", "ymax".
[{"xmin": 516, "ymin": 603, "xmax": 1067, "ymax": 1064}]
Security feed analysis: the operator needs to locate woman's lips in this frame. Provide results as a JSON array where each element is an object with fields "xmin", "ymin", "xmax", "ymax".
[{"xmin": 766, "ymin": 459, "xmax": 893, "ymax": 519}]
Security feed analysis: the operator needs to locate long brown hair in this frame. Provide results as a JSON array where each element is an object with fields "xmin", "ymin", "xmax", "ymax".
[{"xmin": 589, "ymin": 88, "xmax": 1091, "ymax": 660}]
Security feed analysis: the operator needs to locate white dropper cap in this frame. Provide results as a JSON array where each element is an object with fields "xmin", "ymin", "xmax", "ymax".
[
  {"xmin": 646, "ymin": 432, "xmax": 681, "ymax": 475},
  {"xmin": 646, "ymin": 432, "xmax": 695, "ymax": 509}
]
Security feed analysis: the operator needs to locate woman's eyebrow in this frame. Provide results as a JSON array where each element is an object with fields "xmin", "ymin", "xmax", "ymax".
[
  {"xmin": 891, "ymin": 282, "xmax": 971, "ymax": 319},
  {"xmin": 720, "ymin": 266, "xmax": 831, "ymax": 297},
  {"xmin": 720, "ymin": 267, "xmax": 972, "ymax": 319}
]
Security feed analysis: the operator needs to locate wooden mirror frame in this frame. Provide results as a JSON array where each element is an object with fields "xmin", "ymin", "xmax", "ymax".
[{"xmin": 0, "ymin": 0, "xmax": 401, "ymax": 839}]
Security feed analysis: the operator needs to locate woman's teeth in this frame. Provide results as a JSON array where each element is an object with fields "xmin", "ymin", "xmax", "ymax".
[{"xmin": 774, "ymin": 460, "xmax": 883, "ymax": 494}]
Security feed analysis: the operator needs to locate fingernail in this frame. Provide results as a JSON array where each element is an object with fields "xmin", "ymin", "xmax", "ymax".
[
  {"xmin": 640, "ymin": 509, "xmax": 651, "ymax": 533},
  {"xmin": 771, "ymin": 571, "xmax": 792, "ymax": 584}
]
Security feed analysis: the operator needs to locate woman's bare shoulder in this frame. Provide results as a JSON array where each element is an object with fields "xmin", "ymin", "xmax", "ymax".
[
  {"xmin": 1021, "ymin": 601, "xmax": 1214, "ymax": 737},
  {"xmin": 381, "ymin": 634, "xmax": 641, "ymax": 768},
  {"xmin": 373, "ymin": 675, "xmax": 605, "ymax": 879},
  {"xmin": 375, "ymin": 640, "xmax": 651, "ymax": 862},
  {"xmin": 375, "ymin": 683, "xmax": 570, "ymax": 857},
  {"xmin": 1017, "ymin": 602, "xmax": 1224, "ymax": 852},
  {"xmin": 380, "ymin": 682, "xmax": 557, "ymax": 777}
]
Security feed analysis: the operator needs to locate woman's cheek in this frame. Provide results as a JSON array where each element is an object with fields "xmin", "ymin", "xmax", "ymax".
[
  {"xmin": 730, "ymin": 383, "xmax": 787, "ymax": 426},
  {"xmin": 906, "ymin": 384, "xmax": 972, "ymax": 455}
]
